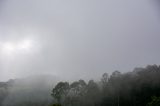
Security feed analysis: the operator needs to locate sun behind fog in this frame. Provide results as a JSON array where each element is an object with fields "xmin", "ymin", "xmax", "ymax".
[
  {"xmin": 18, "ymin": 40, "xmax": 32, "ymax": 50},
  {"xmin": 1, "ymin": 39, "xmax": 33, "ymax": 55}
]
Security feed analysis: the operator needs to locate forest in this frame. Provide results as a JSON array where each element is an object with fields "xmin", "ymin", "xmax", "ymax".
[
  {"xmin": 51, "ymin": 64, "xmax": 160, "ymax": 106},
  {"xmin": 0, "ymin": 64, "xmax": 160, "ymax": 106},
  {"xmin": 1, "ymin": 0, "xmax": 160, "ymax": 106}
]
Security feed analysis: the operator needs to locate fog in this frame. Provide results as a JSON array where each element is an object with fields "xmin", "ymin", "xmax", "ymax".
[
  {"xmin": 0, "ymin": 0, "xmax": 160, "ymax": 81},
  {"xmin": 1, "ymin": 75, "xmax": 59, "ymax": 106}
]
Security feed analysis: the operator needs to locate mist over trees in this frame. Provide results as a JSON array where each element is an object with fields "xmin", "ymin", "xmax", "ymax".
[
  {"xmin": 0, "ymin": 75, "xmax": 59, "ymax": 106},
  {"xmin": 0, "ymin": 65, "xmax": 160, "ymax": 106},
  {"xmin": 51, "ymin": 65, "xmax": 160, "ymax": 106}
]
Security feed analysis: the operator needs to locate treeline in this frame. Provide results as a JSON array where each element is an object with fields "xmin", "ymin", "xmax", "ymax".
[
  {"xmin": 0, "ymin": 65, "xmax": 160, "ymax": 106},
  {"xmin": 0, "ymin": 79, "xmax": 14, "ymax": 106},
  {"xmin": 51, "ymin": 65, "xmax": 160, "ymax": 106},
  {"xmin": 0, "ymin": 75, "xmax": 56, "ymax": 106}
]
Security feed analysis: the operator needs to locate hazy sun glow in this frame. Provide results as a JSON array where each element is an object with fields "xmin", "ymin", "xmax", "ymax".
[
  {"xmin": 1, "ymin": 39, "xmax": 34, "ymax": 55},
  {"xmin": 18, "ymin": 40, "xmax": 33, "ymax": 50},
  {"xmin": 2, "ymin": 42, "xmax": 16, "ymax": 54}
]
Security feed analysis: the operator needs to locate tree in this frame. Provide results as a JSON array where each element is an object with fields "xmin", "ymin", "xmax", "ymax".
[
  {"xmin": 51, "ymin": 82, "xmax": 69, "ymax": 105},
  {"xmin": 101, "ymin": 73, "xmax": 109, "ymax": 88},
  {"xmin": 70, "ymin": 80, "xmax": 87, "ymax": 97},
  {"xmin": 85, "ymin": 80, "xmax": 101, "ymax": 106},
  {"xmin": 147, "ymin": 96, "xmax": 160, "ymax": 106},
  {"xmin": 68, "ymin": 80, "xmax": 87, "ymax": 106}
]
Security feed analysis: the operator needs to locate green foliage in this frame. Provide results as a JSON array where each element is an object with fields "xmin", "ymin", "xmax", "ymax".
[{"xmin": 147, "ymin": 96, "xmax": 160, "ymax": 106}]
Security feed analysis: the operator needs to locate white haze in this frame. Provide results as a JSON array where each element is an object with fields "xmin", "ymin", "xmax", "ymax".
[{"xmin": 0, "ymin": 0, "xmax": 160, "ymax": 81}]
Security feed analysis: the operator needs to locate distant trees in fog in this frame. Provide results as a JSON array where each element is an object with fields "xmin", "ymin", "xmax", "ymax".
[
  {"xmin": 52, "ymin": 79, "xmax": 100, "ymax": 106},
  {"xmin": 0, "ymin": 79, "xmax": 13, "ymax": 106},
  {"xmin": 0, "ymin": 65, "xmax": 160, "ymax": 106},
  {"xmin": 51, "ymin": 65, "xmax": 160, "ymax": 106}
]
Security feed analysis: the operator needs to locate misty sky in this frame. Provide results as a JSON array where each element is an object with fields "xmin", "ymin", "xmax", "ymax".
[{"xmin": 0, "ymin": 0, "xmax": 160, "ymax": 81}]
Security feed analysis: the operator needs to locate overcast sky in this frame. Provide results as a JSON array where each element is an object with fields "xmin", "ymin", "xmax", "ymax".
[{"xmin": 0, "ymin": 0, "xmax": 160, "ymax": 81}]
